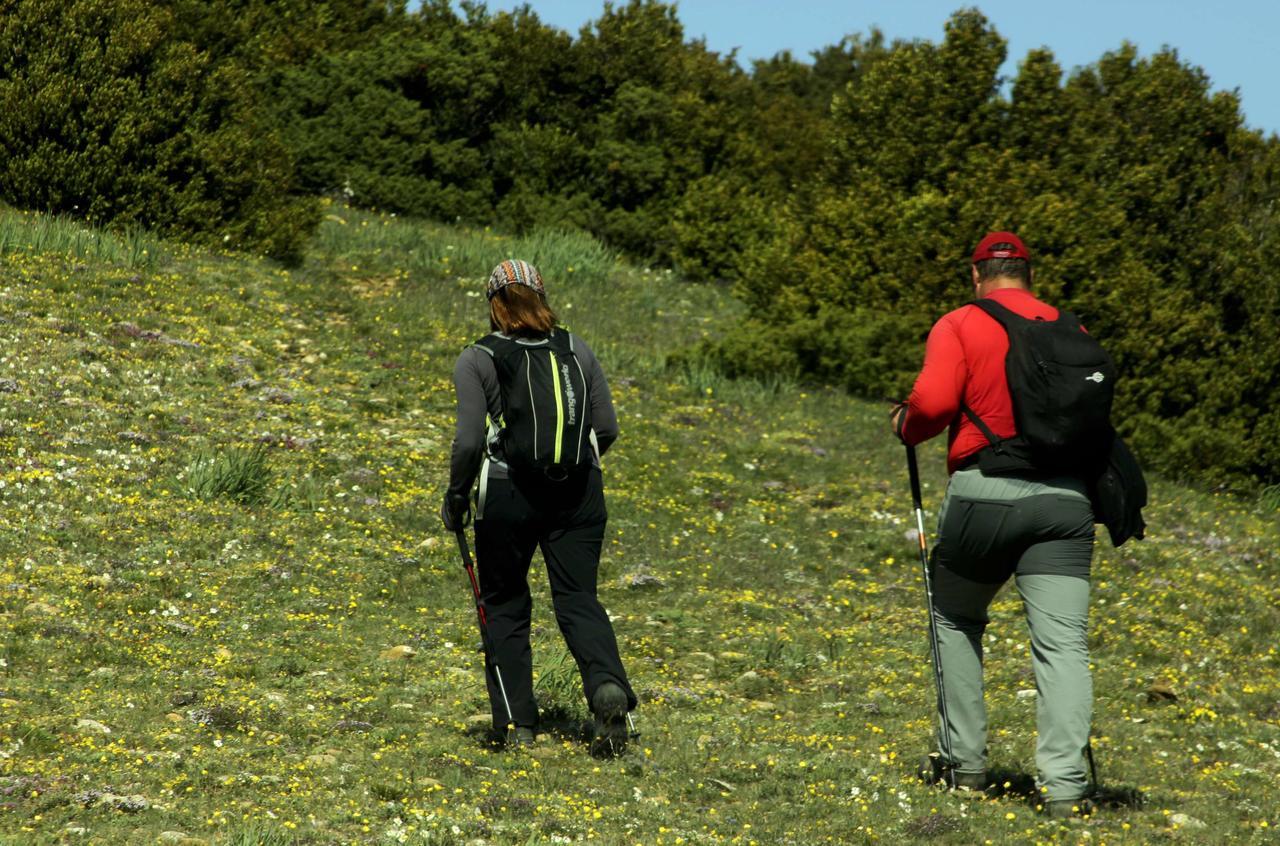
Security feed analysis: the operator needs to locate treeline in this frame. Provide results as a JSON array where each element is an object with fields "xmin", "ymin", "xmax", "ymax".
[
  {"xmin": 708, "ymin": 13, "xmax": 1280, "ymax": 488},
  {"xmin": 1, "ymin": 1, "xmax": 1278, "ymax": 484}
]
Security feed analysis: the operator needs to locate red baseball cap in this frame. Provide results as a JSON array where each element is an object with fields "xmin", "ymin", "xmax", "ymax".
[{"xmin": 972, "ymin": 231, "xmax": 1030, "ymax": 263}]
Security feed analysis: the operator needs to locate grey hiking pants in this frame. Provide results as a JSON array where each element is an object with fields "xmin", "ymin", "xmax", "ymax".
[{"xmin": 930, "ymin": 467, "xmax": 1095, "ymax": 801}]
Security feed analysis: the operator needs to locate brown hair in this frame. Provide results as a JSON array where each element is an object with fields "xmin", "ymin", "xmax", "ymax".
[{"xmin": 489, "ymin": 283, "xmax": 558, "ymax": 337}]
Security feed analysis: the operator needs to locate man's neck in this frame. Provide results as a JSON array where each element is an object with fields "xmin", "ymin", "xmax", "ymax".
[{"xmin": 976, "ymin": 278, "xmax": 1029, "ymax": 298}]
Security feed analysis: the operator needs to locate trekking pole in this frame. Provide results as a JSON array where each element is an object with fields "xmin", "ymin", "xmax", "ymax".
[
  {"xmin": 1085, "ymin": 737, "xmax": 1100, "ymax": 796},
  {"xmin": 906, "ymin": 444, "xmax": 958, "ymax": 788},
  {"xmin": 454, "ymin": 528, "xmax": 516, "ymax": 735}
]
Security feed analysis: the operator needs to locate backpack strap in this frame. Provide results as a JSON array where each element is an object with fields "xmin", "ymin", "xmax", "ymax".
[
  {"xmin": 543, "ymin": 329, "xmax": 575, "ymax": 356},
  {"xmin": 958, "ymin": 300, "xmax": 1014, "ymax": 455},
  {"xmin": 971, "ymin": 295, "xmax": 1083, "ymax": 330},
  {"xmin": 474, "ymin": 332, "xmax": 573, "ymax": 356},
  {"xmin": 959, "ymin": 402, "xmax": 1006, "ymax": 455},
  {"xmin": 968, "ymin": 296, "xmax": 1019, "ymax": 327},
  {"xmin": 471, "ymin": 333, "xmax": 516, "ymax": 357}
]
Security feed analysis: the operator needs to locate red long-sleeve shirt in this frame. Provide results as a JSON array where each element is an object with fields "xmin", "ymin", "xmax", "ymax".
[{"xmin": 901, "ymin": 287, "xmax": 1065, "ymax": 473}]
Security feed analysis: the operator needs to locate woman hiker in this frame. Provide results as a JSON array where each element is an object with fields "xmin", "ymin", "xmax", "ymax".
[{"xmin": 441, "ymin": 259, "xmax": 637, "ymax": 755}]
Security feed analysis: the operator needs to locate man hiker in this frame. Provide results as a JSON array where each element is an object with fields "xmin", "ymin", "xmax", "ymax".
[
  {"xmin": 890, "ymin": 232, "xmax": 1106, "ymax": 818},
  {"xmin": 442, "ymin": 260, "xmax": 637, "ymax": 755}
]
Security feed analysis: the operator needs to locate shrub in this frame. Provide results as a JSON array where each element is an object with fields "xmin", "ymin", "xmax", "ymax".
[{"xmin": 0, "ymin": 0, "xmax": 318, "ymax": 259}]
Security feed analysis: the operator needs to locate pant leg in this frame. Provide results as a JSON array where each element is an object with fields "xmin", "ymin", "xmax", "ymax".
[
  {"xmin": 930, "ymin": 560, "xmax": 1005, "ymax": 773},
  {"xmin": 473, "ymin": 478, "xmax": 541, "ymax": 730},
  {"xmin": 929, "ymin": 469, "xmax": 1018, "ymax": 772},
  {"xmin": 1016, "ymin": 484, "xmax": 1094, "ymax": 800},
  {"xmin": 539, "ymin": 470, "xmax": 637, "ymax": 711},
  {"xmin": 1016, "ymin": 572, "xmax": 1092, "ymax": 801}
]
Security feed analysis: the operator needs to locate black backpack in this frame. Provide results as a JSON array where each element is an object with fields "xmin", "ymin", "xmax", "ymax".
[
  {"xmin": 962, "ymin": 298, "xmax": 1116, "ymax": 475},
  {"xmin": 473, "ymin": 330, "xmax": 592, "ymax": 486}
]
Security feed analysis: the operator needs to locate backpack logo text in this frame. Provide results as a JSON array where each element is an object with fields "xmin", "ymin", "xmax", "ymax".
[{"xmin": 562, "ymin": 363, "xmax": 577, "ymax": 425}]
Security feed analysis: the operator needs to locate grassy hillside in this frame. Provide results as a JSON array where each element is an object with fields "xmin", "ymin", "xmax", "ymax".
[{"xmin": 0, "ymin": 203, "xmax": 1277, "ymax": 845}]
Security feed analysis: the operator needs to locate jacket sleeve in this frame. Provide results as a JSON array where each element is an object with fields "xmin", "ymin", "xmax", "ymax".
[
  {"xmin": 447, "ymin": 348, "xmax": 490, "ymax": 500},
  {"xmin": 901, "ymin": 311, "xmax": 967, "ymax": 446},
  {"xmin": 575, "ymin": 336, "xmax": 619, "ymax": 456}
]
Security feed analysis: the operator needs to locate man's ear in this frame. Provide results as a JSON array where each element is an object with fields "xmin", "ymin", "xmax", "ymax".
[{"xmin": 971, "ymin": 265, "xmax": 980, "ymax": 289}]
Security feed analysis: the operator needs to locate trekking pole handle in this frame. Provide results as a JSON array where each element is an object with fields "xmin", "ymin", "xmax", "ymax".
[
  {"xmin": 906, "ymin": 444, "xmax": 930, "ymax": 557},
  {"xmin": 906, "ymin": 443, "xmax": 924, "ymax": 511},
  {"xmin": 455, "ymin": 527, "xmax": 475, "ymax": 570}
]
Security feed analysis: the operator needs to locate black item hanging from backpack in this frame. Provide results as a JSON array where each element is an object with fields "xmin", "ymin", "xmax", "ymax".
[
  {"xmin": 473, "ymin": 331, "xmax": 593, "ymax": 493},
  {"xmin": 1088, "ymin": 432, "xmax": 1147, "ymax": 546},
  {"xmin": 961, "ymin": 298, "xmax": 1116, "ymax": 476}
]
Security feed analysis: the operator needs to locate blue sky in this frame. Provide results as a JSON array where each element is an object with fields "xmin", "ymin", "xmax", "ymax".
[{"xmin": 445, "ymin": 1, "xmax": 1280, "ymax": 137}]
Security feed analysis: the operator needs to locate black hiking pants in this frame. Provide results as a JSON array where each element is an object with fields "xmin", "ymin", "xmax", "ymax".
[{"xmin": 473, "ymin": 468, "xmax": 636, "ymax": 730}]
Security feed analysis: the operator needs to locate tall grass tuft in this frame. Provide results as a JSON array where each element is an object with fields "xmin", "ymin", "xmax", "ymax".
[
  {"xmin": 269, "ymin": 474, "xmax": 326, "ymax": 512},
  {"xmin": 670, "ymin": 349, "xmax": 793, "ymax": 404},
  {"xmin": 312, "ymin": 204, "xmax": 618, "ymax": 283},
  {"xmin": 534, "ymin": 649, "xmax": 585, "ymax": 720},
  {"xmin": 220, "ymin": 823, "xmax": 299, "ymax": 846},
  {"xmin": 1259, "ymin": 483, "xmax": 1280, "ymax": 512},
  {"xmin": 672, "ymin": 355, "xmax": 725, "ymax": 396},
  {"xmin": 0, "ymin": 205, "xmax": 165, "ymax": 268},
  {"xmin": 182, "ymin": 445, "xmax": 272, "ymax": 506}
]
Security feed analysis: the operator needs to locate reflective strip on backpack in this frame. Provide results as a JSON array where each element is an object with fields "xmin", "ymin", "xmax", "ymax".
[
  {"xmin": 549, "ymin": 350, "xmax": 565, "ymax": 463},
  {"xmin": 525, "ymin": 350, "xmax": 537, "ymax": 460},
  {"xmin": 574, "ymin": 355, "xmax": 588, "ymax": 464}
]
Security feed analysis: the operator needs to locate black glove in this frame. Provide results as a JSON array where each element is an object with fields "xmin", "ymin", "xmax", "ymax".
[
  {"xmin": 889, "ymin": 401, "xmax": 908, "ymax": 444},
  {"xmin": 440, "ymin": 492, "xmax": 471, "ymax": 531}
]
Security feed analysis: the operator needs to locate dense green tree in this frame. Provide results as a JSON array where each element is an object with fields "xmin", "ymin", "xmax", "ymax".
[
  {"xmin": 170, "ymin": 0, "xmax": 402, "ymax": 67},
  {"xmin": 668, "ymin": 33, "xmax": 895, "ymax": 282},
  {"xmin": 0, "ymin": 0, "xmax": 318, "ymax": 257},
  {"xmin": 272, "ymin": 9, "xmax": 501, "ymax": 221},
  {"xmin": 273, "ymin": 0, "xmax": 749, "ymax": 261},
  {"xmin": 551, "ymin": 0, "xmax": 748, "ymax": 257}
]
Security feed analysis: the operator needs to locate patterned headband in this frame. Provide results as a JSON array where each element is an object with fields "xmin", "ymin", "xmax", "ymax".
[{"xmin": 486, "ymin": 260, "xmax": 545, "ymax": 300}]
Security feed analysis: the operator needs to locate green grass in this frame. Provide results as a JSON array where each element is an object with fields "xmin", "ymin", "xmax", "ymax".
[
  {"xmin": 0, "ymin": 204, "xmax": 1275, "ymax": 844},
  {"xmin": 181, "ymin": 445, "xmax": 273, "ymax": 506},
  {"xmin": 0, "ymin": 203, "xmax": 166, "ymax": 268},
  {"xmin": 1259, "ymin": 484, "xmax": 1280, "ymax": 513}
]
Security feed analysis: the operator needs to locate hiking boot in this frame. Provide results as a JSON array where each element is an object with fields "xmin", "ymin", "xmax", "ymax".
[
  {"xmin": 589, "ymin": 682, "xmax": 629, "ymax": 758},
  {"xmin": 917, "ymin": 754, "xmax": 989, "ymax": 792},
  {"xmin": 506, "ymin": 726, "xmax": 536, "ymax": 749},
  {"xmin": 1043, "ymin": 797, "xmax": 1095, "ymax": 819}
]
